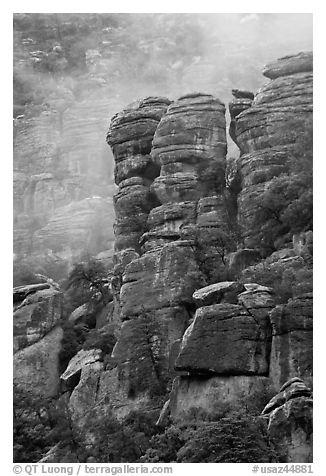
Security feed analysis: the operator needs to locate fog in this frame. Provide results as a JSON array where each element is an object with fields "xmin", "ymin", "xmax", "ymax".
[
  {"xmin": 13, "ymin": 13, "xmax": 313, "ymax": 279},
  {"xmin": 14, "ymin": 13, "xmax": 313, "ymax": 113}
]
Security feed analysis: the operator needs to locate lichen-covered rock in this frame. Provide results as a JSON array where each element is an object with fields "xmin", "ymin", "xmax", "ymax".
[
  {"xmin": 269, "ymin": 295, "xmax": 313, "ymax": 389},
  {"xmin": 120, "ymin": 241, "xmax": 205, "ymax": 318},
  {"xmin": 13, "ymin": 326, "xmax": 63, "ymax": 398},
  {"xmin": 13, "ymin": 286, "xmax": 63, "ymax": 352},
  {"xmin": 175, "ymin": 303, "xmax": 271, "ymax": 375}
]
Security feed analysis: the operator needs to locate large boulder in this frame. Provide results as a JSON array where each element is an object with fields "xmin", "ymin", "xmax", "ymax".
[
  {"xmin": 175, "ymin": 302, "xmax": 271, "ymax": 375},
  {"xmin": 193, "ymin": 281, "xmax": 245, "ymax": 307}
]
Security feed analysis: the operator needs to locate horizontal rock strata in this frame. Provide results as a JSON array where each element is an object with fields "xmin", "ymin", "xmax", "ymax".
[{"xmin": 231, "ymin": 52, "xmax": 312, "ymax": 248}]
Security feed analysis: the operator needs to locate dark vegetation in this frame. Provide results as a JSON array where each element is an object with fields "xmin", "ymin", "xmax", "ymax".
[
  {"xmin": 14, "ymin": 388, "xmax": 279, "ymax": 463},
  {"xmin": 13, "ymin": 13, "xmax": 313, "ymax": 464},
  {"xmin": 63, "ymin": 257, "xmax": 112, "ymax": 314},
  {"xmin": 249, "ymin": 118, "xmax": 313, "ymax": 255},
  {"xmin": 58, "ymin": 257, "xmax": 115, "ymax": 373},
  {"xmin": 13, "ymin": 386, "xmax": 78, "ymax": 463}
]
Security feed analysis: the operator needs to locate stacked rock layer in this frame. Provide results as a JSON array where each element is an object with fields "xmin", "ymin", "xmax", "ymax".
[
  {"xmin": 230, "ymin": 51, "xmax": 313, "ymax": 248},
  {"xmin": 105, "ymin": 93, "xmax": 230, "ymax": 415}
]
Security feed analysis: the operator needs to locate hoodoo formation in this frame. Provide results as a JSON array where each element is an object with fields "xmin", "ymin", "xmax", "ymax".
[{"xmin": 14, "ymin": 43, "xmax": 313, "ymax": 464}]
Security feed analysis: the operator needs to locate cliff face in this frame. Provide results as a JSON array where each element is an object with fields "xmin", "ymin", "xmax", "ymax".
[
  {"xmin": 13, "ymin": 48, "xmax": 313, "ymax": 463},
  {"xmin": 99, "ymin": 52, "xmax": 312, "ymax": 460},
  {"xmin": 13, "ymin": 282, "xmax": 64, "ymax": 397},
  {"xmin": 231, "ymin": 51, "xmax": 313, "ymax": 250},
  {"xmin": 13, "ymin": 15, "xmax": 312, "ymax": 282},
  {"xmin": 13, "ymin": 15, "xmax": 123, "ymax": 280}
]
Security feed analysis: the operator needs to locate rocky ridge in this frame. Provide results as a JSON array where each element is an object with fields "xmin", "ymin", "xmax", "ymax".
[{"xmin": 13, "ymin": 51, "xmax": 313, "ymax": 463}]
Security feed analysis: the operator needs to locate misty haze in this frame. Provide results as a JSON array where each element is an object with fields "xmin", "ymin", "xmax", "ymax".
[{"xmin": 13, "ymin": 13, "xmax": 313, "ymax": 465}]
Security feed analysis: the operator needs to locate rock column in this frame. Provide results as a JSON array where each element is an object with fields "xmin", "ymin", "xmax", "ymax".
[{"xmin": 231, "ymin": 52, "xmax": 313, "ymax": 248}]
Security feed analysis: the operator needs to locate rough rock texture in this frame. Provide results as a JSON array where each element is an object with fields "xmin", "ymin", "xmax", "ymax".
[
  {"xmin": 107, "ymin": 97, "xmax": 170, "ymax": 254},
  {"xmin": 269, "ymin": 295, "xmax": 313, "ymax": 389},
  {"xmin": 262, "ymin": 378, "xmax": 311, "ymax": 415},
  {"xmin": 68, "ymin": 361, "xmax": 105, "ymax": 425},
  {"xmin": 120, "ymin": 241, "xmax": 204, "ymax": 318},
  {"xmin": 61, "ymin": 349, "xmax": 103, "ymax": 381},
  {"xmin": 102, "ymin": 92, "xmax": 230, "ymax": 418},
  {"xmin": 169, "ymin": 375, "xmax": 271, "ymax": 421},
  {"xmin": 262, "ymin": 378, "xmax": 313, "ymax": 462},
  {"xmin": 229, "ymin": 89, "xmax": 253, "ymax": 146},
  {"xmin": 226, "ymin": 248, "xmax": 261, "ymax": 274},
  {"xmin": 13, "ymin": 326, "xmax": 63, "ymax": 398},
  {"xmin": 262, "ymin": 51, "xmax": 313, "ymax": 79},
  {"xmin": 90, "ymin": 308, "xmax": 189, "ymax": 420},
  {"xmin": 175, "ymin": 302, "xmax": 271, "ymax": 376},
  {"xmin": 152, "ymin": 93, "xmax": 226, "ymax": 177},
  {"xmin": 192, "ymin": 194, "xmax": 234, "ymax": 283},
  {"xmin": 193, "ymin": 281, "xmax": 245, "ymax": 307},
  {"xmin": 13, "ymin": 284, "xmax": 63, "ymax": 352},
  {"xmin": 231, "ymin": 52, "xmax": 313, "ymax": 248}
]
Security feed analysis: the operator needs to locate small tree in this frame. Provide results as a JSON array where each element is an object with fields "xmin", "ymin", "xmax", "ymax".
[
  {"xmin": 250, "ymin": 117, "xmax": 312, "ymax": 253},
  {"xmin": 65, "ymin": 258, "xmax": 112, "ymax": 305}
]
